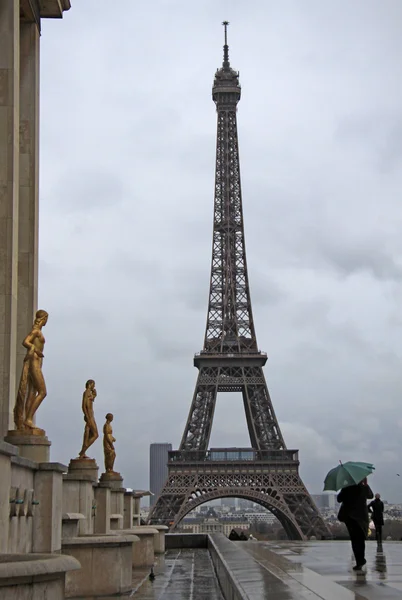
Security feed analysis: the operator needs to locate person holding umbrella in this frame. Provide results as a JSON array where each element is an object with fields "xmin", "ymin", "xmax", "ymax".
[{"xmin": 324, "ymin": 461, "xmax": 374, "ymax": 571}]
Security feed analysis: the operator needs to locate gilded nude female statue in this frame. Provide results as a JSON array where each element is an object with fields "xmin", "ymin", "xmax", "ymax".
[
  {"xmin": 103, "ymin": 413, "xmax": 116, "ymax": 472},
  {"xmin": 14, "ymin": 309, "xmax": 48, "ymax": 432},
  {"xmin": 78, "ymin": 380, "xmax": 98, "ymax": 459}
]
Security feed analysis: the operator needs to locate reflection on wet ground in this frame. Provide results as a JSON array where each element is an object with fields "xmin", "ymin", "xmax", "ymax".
[
  {"xmin": 130, "ymin": 548, "xmax": 224, "ymax": 599},
  {"xmin": 253, "ymin": 540, "xmax": 402, "ymax": 599}
]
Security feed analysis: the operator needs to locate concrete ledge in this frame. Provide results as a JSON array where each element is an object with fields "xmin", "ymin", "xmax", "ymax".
[
  {"xmin": 63, "ymin": 534, "xmax": 137, "ymax": 598},
  {"xmin": 11, "ymin": 454, "xmax": 38, "ymax": 470},
  {"xmin": 0, "ymin": 440, "xmax": 19, "ymax": 457},
  {"xmin": 62, "ymin": 513, "xmax": 85, "ymax": 521},
  {"xmin": 130, "ymin": 526, "xmax": 158, "ymax": 535},
  {"xmin": 0, "ymin": 553, "xmax": 80, "ymax": 581},
  {"xmin": 208, "ymin": 535, "xmax": 252, "ymax": 600},
  {"xmin": 39, "ymin": 462, "xmax": 67, "ymax": 472},
  {"xmin": 40, "ymin": 0, "xmax": 71, "ymax": 18},
  {"xmin": 62, "ymin": 513, "xmax": 86, "ymax": 539},
  {"xmin": 62, "ymin": 534, "xmax": 137, "ymax": 548}
]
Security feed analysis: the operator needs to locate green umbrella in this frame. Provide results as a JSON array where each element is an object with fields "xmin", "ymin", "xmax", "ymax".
[{"xmin": 323, "ymin": 461, "xmax": 375, "ymax": 492}]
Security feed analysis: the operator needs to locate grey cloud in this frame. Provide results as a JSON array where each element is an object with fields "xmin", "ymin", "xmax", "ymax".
[
  {"xmin": 321, "ymin": 243, "xmax": 402, "ymax": 281},
  {"xmin": 50, "ymin": 169, "xmax": 127, "ymax": 213},
  {"xmin": 336, "ymin": 112, "xmax": 402, "ymax": 173},
  {"xmin": 305, "ymin": 233, "xmax": 402, "ymax": 282}
]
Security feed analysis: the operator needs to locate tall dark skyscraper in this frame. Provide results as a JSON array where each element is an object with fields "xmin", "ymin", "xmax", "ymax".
[{"xmin": 149, "ymin": 443, "xmax": 172, "ymax": 506}]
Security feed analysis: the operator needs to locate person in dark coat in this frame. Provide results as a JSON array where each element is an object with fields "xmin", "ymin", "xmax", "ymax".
[
  {"xmin": 368, "ymin": 493, "xmax": 384, "ymax": 545},
  {"xmin": 337, "ymin": 478, "xmax": 374, "ymax": 570}
]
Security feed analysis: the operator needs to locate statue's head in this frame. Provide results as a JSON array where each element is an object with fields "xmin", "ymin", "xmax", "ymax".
[
  {"xmin": 86, "ymin": 379, "xmax": 95, "ymax": 389},
  {"xmin": 106, "ymin": 413, "xmax": 113, "ymax": 422},
  {"xmin": 35, "ymin": 309, "xmax": 48, "ymax": 327}
]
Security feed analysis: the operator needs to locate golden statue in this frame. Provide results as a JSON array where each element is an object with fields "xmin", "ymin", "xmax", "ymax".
[
  {"xmin": 14, "ymin": 309, "xmax": 48, "ymax": 433},
  {"xmin": 78, "ymin": 380, "xmax": 98, "ymax": 459},
  {"xmin": 103, "ymin": 413, "xmax": 116, "ymax": 473},
  {"xmin": 103, "ymin": 413, "xmax": 117, "ymax": 472}
]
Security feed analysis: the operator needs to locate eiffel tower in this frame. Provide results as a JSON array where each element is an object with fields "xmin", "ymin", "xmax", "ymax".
[{"xmin": 149, "ymin": 23, "xmax": 330, "ymax": 540}]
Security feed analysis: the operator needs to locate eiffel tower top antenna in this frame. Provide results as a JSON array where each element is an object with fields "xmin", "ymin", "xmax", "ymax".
[{"xmin": 222, "ymin": 20, "xmax": 230, "ymax": 68}]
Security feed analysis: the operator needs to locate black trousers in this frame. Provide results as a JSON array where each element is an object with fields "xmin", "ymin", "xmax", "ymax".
[
  {"xmin": 345, "ymin": 518, "xmax": 366, "ymax": 566},
  {"xmin": 373, "ymin": 520, "xmax": 383, "ymax": 543}
]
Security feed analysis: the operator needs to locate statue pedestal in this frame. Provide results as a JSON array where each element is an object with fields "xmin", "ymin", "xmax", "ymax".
[
  {"xmin": 62, "ymin": 458, "xmax": 99, "ymax": 536},
  {"xmin": 5, "ymin": 430, "xmax": 51, "ymax": 462},
  {"xmin": 95, "ymin": 473, "xmax": 125, "ymax": 534},
  {"xmin": 99, "ymin": 471, "xmax": 123, "ymax": 490},
  {"xmin": 67, "ymin": 457, "xmax": 99, "ymax": 482}
]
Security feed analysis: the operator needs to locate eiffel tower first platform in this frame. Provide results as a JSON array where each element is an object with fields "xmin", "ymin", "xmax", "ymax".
[{"xmin": 148, "ymin": 23, "xmax": 330, "ymax": 540}]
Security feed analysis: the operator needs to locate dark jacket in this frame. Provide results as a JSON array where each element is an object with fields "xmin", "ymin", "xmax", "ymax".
[
  {"xmin": 368, "ymin": 498, "xmax": 384, "ymax": 526},
  {"xmin": 337, "ymin": 483, "xmax": 374, "ymax": 534}
]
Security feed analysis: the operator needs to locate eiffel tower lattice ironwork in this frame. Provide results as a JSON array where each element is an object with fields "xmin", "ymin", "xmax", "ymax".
[{"xmin": 148, "ymin": 23, "xmax": 330, "ymax": 540}]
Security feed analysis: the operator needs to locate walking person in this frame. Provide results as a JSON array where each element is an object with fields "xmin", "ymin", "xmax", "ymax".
[
  {"xmin": 368, "ymin": 493, "xmax": 384, "ymax": 548},
  {"xmin": 337, "ymin": 478, "xmax": 374, "ymax": 571}
]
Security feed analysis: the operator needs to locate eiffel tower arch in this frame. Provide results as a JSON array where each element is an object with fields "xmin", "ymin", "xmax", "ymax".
[{"xmin": 149, "ymin": 23, "xmax": 330, "ymax": 540}]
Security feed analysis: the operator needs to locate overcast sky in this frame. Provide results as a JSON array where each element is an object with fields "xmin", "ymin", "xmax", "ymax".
[{"xmin": 37, "ymin": 1, "xmax": 402, "ymax": 503}]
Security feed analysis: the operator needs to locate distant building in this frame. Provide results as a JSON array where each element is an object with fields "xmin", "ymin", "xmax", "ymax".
[
  {"xmin": 240, "ymin": 512, "xmax": 277, "ymax": 525},
  {"xmin": 221, "ymin": 498, "xmax": 237, "ymax": 508},
  {"xmin": 312, "ymin": 494, "xmax": 337, "ymax": 511},
  {"xmin": 238, "ymin": 499, "xmax": 257, "ymax": 510},
  {"xmin": 149, "ymin": 443, "xmax": 172, "ymax": 506},
  {"xmin": 181, "ymin": 508, "xmax": 249, "ymax": 536}
]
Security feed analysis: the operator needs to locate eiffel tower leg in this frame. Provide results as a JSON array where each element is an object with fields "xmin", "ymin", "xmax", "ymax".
[
  {"xmin": 281, "ymin": 473, "xmax": 329, "ymax": 539},
  {"xmin": 180, "ymin": 368, "xmax": 218, "ymax": 451},
  {"xmin": 242, "ymin": 367, "xmax": 286, "ymax": 450}
]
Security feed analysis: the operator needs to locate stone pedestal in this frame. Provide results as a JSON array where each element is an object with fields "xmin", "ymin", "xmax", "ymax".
[
  {"xmin": 5, "ymin": 431, "xmax": 51, "ymax": 462},
  {"xmin": 94, "ymin": 474, "xmax": 125, "ymax": 533},
  {"xmin": 62, "ymin": 458, "xmax": 98, "ymax": 536},
  {"xmin": 67, "ymin": 457, "xmax": 98, "ymax": 481},
  {"xmin": 99, "ymin": 470, "xmax": 123, "ymax": 489}
]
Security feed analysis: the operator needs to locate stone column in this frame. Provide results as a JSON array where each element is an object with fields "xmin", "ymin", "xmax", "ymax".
[
  {"xmin": 17, "ymin": 21, "xmax": 39, "ymax": 391},
  {"xmin": 0, "ymin": 441, "xmax": 17, "ymax": 553},
  {"xmin": 123, "ymin": 491, "xmax": 134, "ymax": 529},
  {"xmin": 33, "ymin": 462, "xmax": 66, "ymax": 553},
  {"xmin": 63, "ymin": 458, "xmax": 99, "ymax": 535},
  {"xmin": 94, "ymin": 486, "xmax": 111, "ymax": 534},
  {"xmin": 0, "ymin": 0, "xmax": 20, "ymax": 438}
]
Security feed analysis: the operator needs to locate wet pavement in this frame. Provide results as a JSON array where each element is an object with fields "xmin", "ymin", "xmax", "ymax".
[
  {"xmin": 78, "ymin": 539, "xmax": 402, "ymax": 599},
  {"xmin": 244, "ymin": 540, "xmax": 402, "ymax": 599},
  {"xmin": 131, "ymin": 548, "xmax": 224, "ymax": 599}
]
